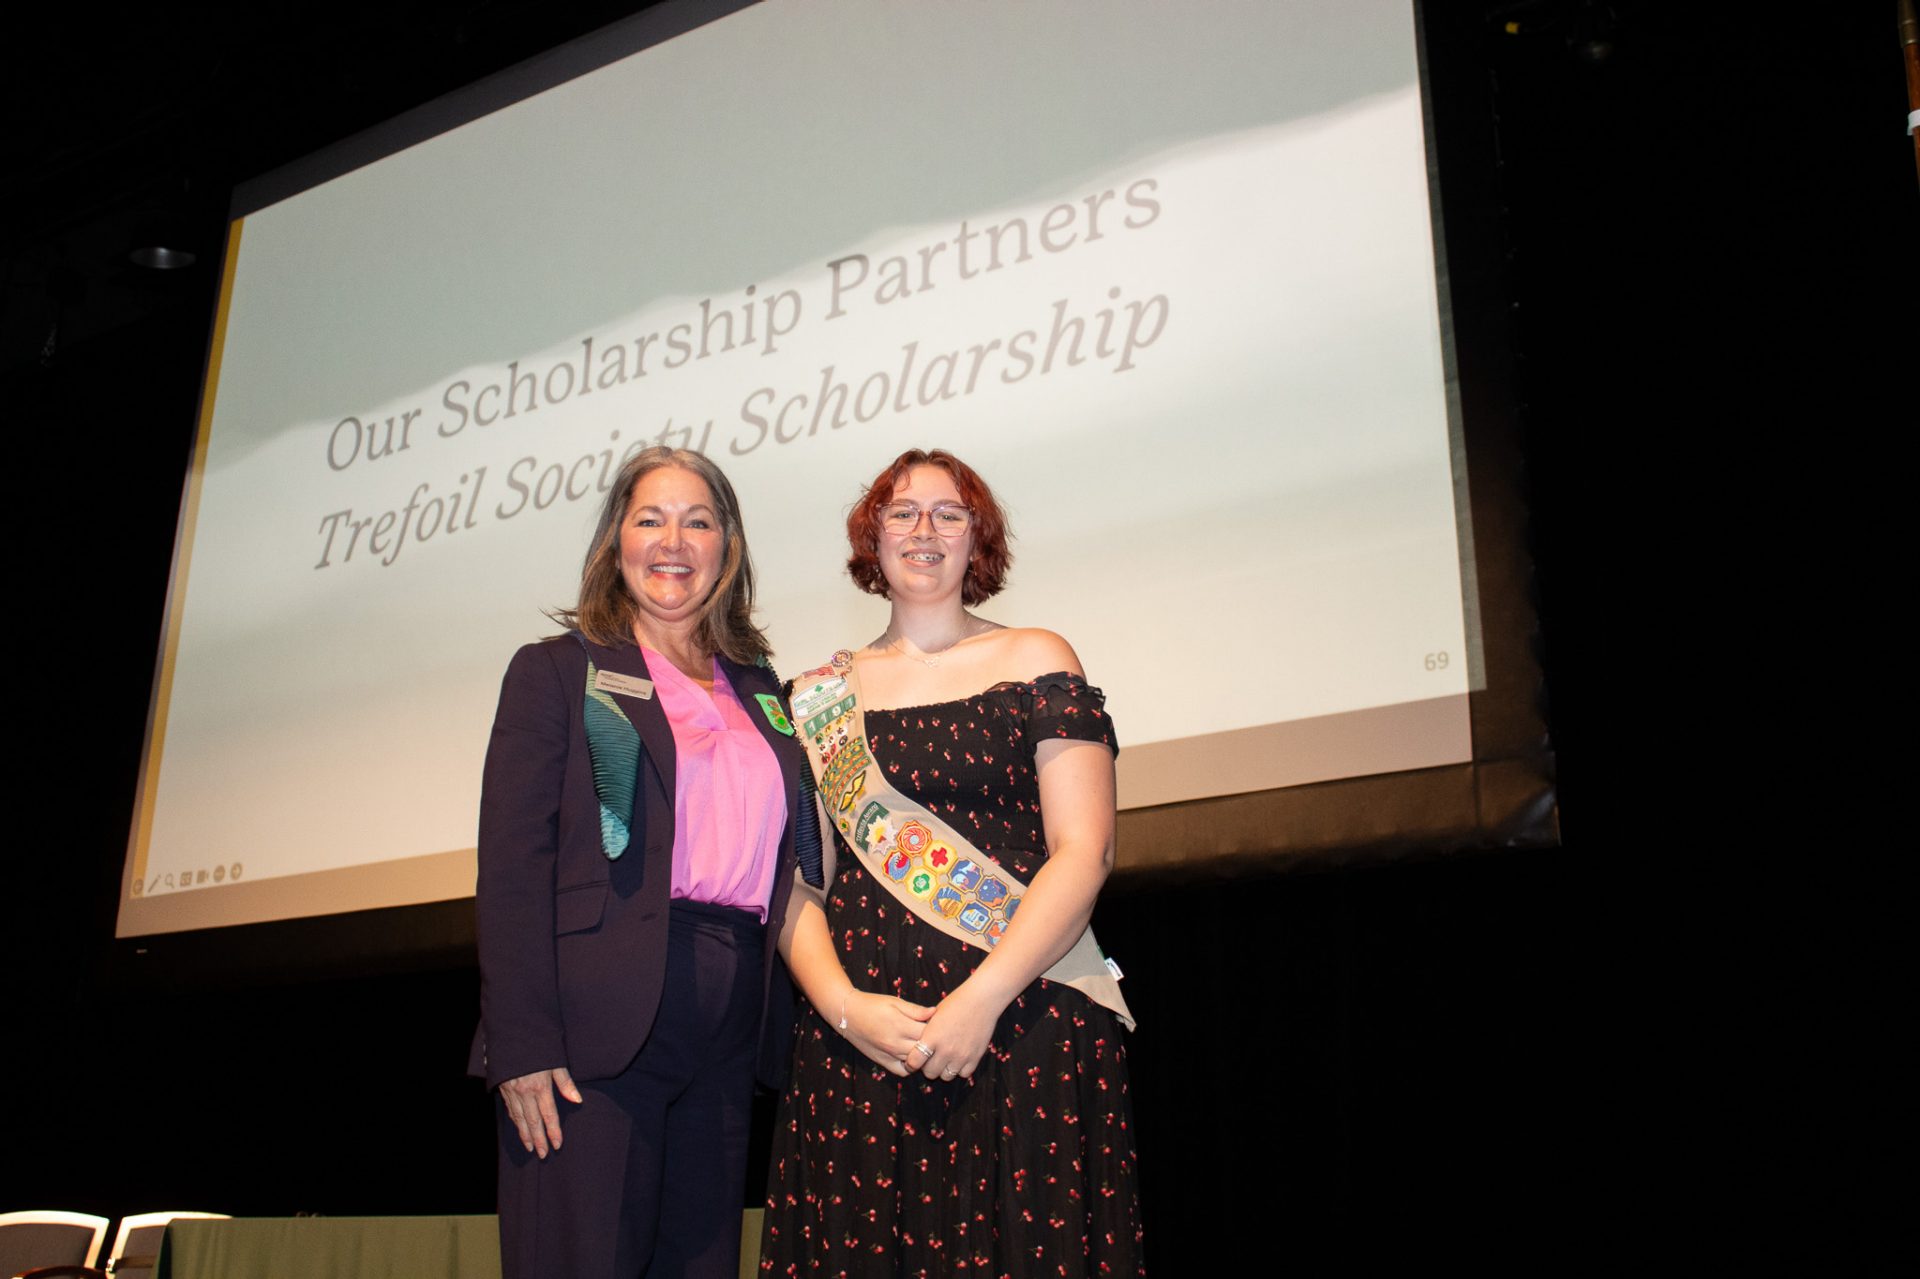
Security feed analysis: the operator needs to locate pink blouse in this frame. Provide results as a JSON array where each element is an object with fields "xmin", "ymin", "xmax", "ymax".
[{"xmin": 642, "ymin": 649, "xmax": 786, "ymax": 921}]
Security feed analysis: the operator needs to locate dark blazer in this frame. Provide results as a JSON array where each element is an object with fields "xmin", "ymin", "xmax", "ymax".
[{"xmin": 468, "ymin": 632, "xmax": 803, "ymax": 1092}]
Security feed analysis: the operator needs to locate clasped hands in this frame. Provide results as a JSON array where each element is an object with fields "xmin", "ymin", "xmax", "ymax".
[
  {"xmin": 501, "ymin": 984, "xmax": 999, "ymax": 1157},
  {"xmin": 838, "ymin": 984, "xmax": 999, "ymax": 1082}
]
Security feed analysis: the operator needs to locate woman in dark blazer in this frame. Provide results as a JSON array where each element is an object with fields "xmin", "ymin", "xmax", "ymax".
[{"xmin": 470, "ymin": 445, "xmax": 814, "ymax": 1279}]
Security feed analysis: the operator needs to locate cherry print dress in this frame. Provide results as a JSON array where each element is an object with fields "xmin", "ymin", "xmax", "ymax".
[{"xmin": 762, "ymin": 673, "xmax": 1144, "ymax": 1278}]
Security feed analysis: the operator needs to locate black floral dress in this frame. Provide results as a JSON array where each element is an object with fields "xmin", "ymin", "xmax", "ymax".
[{"xmin": 762, "ymin": 673, "xmax": 1144, "ymax": 1278}]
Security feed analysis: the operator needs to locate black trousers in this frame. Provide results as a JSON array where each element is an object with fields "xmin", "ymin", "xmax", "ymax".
[{"xmin": 497, "ymin": 900, "xmax": 764, "ymax": 1279}]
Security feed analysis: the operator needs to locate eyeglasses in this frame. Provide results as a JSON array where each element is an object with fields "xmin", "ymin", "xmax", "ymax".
[{"xmin": 878, "ymin": 502, "xmax": 972, "ymax": 537}]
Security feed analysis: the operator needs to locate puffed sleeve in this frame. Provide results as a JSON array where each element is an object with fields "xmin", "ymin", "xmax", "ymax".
[{"xmin": 1022, "ymin": 672, "xmax": 1119, "ymax": 755}]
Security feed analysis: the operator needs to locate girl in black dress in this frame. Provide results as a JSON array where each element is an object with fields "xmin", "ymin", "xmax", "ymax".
[{"xmin": 762, "ymin": 449, "xmax": 1144, "ymax": 1277}]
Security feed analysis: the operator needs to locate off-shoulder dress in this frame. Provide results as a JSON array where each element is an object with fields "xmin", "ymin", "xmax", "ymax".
[{"xmin": 761, "ymin": 673, "xmax": 1144, "ymax": 1277}]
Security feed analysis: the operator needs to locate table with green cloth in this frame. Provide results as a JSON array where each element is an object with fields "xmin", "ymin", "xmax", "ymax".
[
  {"xmin": 157, "ymin": 1210, "xmax": 765, "ymax": 1277},
  {"xmin": 157, "ymin": 1216, "xmax": 502, "ymax": 1279}
]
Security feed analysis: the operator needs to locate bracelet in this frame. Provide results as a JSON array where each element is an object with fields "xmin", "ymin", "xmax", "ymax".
[{"xmin": 838, "ymin": 990, "xmax": 851, "ymax": 1032}]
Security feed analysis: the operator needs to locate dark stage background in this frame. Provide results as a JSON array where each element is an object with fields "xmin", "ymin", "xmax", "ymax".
[{"xmin": 6, "ymin": 2, "xmax": 1914, "ymax": 1270}]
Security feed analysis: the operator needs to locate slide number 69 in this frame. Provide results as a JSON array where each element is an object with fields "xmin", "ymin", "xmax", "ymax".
[{"xmin": 1424, "ymin": 652, "xmax": 1450, "ymax": 671}]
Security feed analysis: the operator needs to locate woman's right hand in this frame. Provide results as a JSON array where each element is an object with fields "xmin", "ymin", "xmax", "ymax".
[
  {"xmin": 500, "ymin": 1066, "xmax": 584, "ymax": 1159},
  {"xmin": 837, "ymin": 989, "xmax": 936, "ymax": 1076}
]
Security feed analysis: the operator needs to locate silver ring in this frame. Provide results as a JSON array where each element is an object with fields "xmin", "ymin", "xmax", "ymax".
[
  {"xmin": 941, "ymin": 1068, "xmax": 957, "ymax": 1080},
  {"xmin": 913, "ymin": 1041, "xmax": 934, "ymax": 1060}
]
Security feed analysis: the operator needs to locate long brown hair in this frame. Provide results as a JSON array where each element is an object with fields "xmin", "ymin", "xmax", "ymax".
[{"xmin": 554, "ymin": 446, "xmax": 771, "ymax": 664}]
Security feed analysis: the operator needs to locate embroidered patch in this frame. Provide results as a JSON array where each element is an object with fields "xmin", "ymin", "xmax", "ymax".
[
  {"xmin": 791, "ymin": 676, "xmax": 848, "ymax": 719},
  {"xmin": 896, "ymin": 821, "xmax": 933, "ymax": 857},
  {"xmin": 958, "ymin": 903, "xmax": 993, "ymax": 934},
  {"xmin": 820, "ymin": 735, "xmax": 870, "ymax": 800},
  {"xmin": 753, "ymin": 693, "xmax": 794, "ymax": 735},
  {"xmin": 854, "ymin": 801, "xmax": 892, "ymax": 848},
  {"xmin": 932, "ymin": 885, "xmax": 967, "ymax": 919},
  {"xmin": 802, "ymin": 696, "xmax": 856, "ymax": 738}
]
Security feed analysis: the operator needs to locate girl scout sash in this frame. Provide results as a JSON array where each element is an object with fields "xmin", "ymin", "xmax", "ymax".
[{"xmin": 790, "ymin": 650, "xmax": 1134, "ymax": 1030}]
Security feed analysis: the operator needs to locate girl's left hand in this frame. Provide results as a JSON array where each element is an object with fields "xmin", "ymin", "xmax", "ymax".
[{"xmin": 911, "ymin": 981, "xmax": 1003, "ymax": 1081}]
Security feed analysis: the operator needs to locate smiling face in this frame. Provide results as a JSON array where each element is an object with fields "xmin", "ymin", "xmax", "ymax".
[
  {"xmin": 618, "ymin": 465, "xmax": 724, "ymax": 636},
  {"xmin": 877, "ymin": 464, "xmax": 974, "ymax": 602}
]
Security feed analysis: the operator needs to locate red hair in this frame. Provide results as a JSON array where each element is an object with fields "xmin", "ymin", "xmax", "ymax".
[{"xmin": 846, "ymin": 449, "xmax": 1013, "ymax": 606}]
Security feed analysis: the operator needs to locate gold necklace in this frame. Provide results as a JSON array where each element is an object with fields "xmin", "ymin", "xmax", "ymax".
[{"xmin": 887, "ymin": 619, "xmax": 981, "ymax": 667}]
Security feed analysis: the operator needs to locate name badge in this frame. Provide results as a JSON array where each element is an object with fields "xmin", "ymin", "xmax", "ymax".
[{"xmin": 594, "ymin": 670, "xmax": 654, "ymax": 700}]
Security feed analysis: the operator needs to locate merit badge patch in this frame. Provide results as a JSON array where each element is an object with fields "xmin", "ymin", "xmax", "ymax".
[
  {"xmin": 896, "ymin": 821, "xmax": 933, "ymax": 856},
  {"xmin": 854, "ymin": 801, "xmax": 892, "ymax": 848},
  {"xmin": 958, "ymin": 903, "xmax": 993, "ymax": 934},
  {"xmin": 932, "ymin": 885, "xmax": 966, "ymax": 919},
  {"xmin": 948, "ymin": 858, "xmax": 983, "ymax": 892},
  {"xmin": 976, "ymin": 877, "xmax": 1009, "ymax": 907}
]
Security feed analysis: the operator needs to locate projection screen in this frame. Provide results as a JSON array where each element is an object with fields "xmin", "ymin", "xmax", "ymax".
[{"xmin": 119, "ymin": 0, "xmax": 1482, "ymax": 937}]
